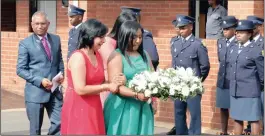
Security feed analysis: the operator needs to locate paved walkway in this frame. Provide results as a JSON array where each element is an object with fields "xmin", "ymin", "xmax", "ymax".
[
  {"xmin": 1, "ymin": 90, "xmax": 25, "ymax": 110},
  {"xmin": 1, "ymin": 90, "xmax": 217, "ymax": 135},
  {"xmin": 1, "ymin": 109, "xmax": 169, "ymax": 135},
  {"xmin": 1, "ymin": 90, "xmax": 169, "ymax": 135}
]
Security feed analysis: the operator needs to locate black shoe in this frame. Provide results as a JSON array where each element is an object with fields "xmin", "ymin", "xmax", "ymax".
[
  {"xmin": 166, "ymin": 127, "xmax": 176, "ymax": 135},
  {"xmin": 243, "ymin": 128, "xmax": 251, "ymax": 135},
  {"xmin": 216, "ymin": 132, "xmax": 229, "ymax": 135}
]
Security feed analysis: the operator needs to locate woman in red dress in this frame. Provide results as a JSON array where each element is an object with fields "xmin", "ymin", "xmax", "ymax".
[{"xmin": 61, "ymin": 19, "xmax": 121, "ymax": 135}]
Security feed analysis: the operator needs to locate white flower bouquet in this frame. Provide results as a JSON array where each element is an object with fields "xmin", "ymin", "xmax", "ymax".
[
  {"xmin": 128, "ymin": 70, "xmax": 162, "ymax": 103},
  {"xmin": 166, "ymin": 67, "xmax": 204, "ymax": 101},
  {"xmin": 128, "ymin": 67, "xmax": 204, "ymax": 102}
]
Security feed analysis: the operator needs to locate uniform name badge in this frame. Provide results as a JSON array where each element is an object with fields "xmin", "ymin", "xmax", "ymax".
[
  {"xmin": 219, "ymin": 44, "xmax": 222, "ymax": 49},
  {"xmin": 230, "ymin": 49, "xmax": 233, "ymax": 54}
]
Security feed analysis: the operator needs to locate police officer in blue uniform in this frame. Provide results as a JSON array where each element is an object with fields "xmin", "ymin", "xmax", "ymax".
[
  {"xmin": 244, "ymin": 15, "xmax": 264, "ymax": 135},
  {"xmin": 247, "ymin": 16, "xmax": 264, "ymax": 49},
  {"xmin": 67, "ymin": 5, "xmax": 86, "ymax": 60},
  {"xmin": 166, "ymin": 19, "xmax": 181, "ymax": 135},
  {"xmin": 170, "ymin": 19, "xmax": 181, "ymax": 44},
  {"xmin": 229, "ymin": 20, "xmax": 264, "ymax": 135},
  {"xmin": 171, "ymin": 15, "xmax": 210, "ymax": 135},
  {"xmin": 215, "ymin": 16, "xmax": 238, "ymax": 135},
  {"xmin": 121, "ymin": 6, "xmax": 159, "ymax": 70}
]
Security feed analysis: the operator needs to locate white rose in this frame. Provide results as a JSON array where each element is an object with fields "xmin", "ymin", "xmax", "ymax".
[
  {"xmin": 148, "ymin": 83, "xmax": 155, "ymax": 89},
  {"xmin": 175, "ymin": 85, "xmax": 182, "ymax": 91},
  {"xmin": 152, "ymin": 87, "xmax": 158, "ymax": 94},
  {"xmin": 138, "ymin": 80, "xmax": 147, "ymax": 90},
  {"xmin": 177, "ymin": 67, "xmax": 186, "ymax": 74},
  {"xmin": 169, "ymin": 88, "xmax": 175, "ymax": 95},
  {"xmin": 186, "ymin": 67, "xmax": 194, "ymax": 77},
  {"xmin": 150, "ymin": 72, "xmax": 159, "ymax": 82},
  {"xmin": 173, "ymin": 76, "xmax": 180, "ymax": 83},
  {"xmin": 158, "ymin": 77, "xmax": 167, "ymax": 88},
  {"xmin": 181, "ymin": 86, "xmax": 190, "ymax": 97},
  {"xmin": 190, "ymin": 84, "xmax": 198, "ymax": 92},
  {"xmin": 192, "ymin": 77, "xmax": 201, "ymax": 83},
  {"xmin": 144, "ymin": 89, "xmax": 152, "ymax": 97}
]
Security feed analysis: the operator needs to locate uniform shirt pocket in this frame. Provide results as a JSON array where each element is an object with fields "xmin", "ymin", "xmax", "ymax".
[
  {"xmin": 186, "ymin": 54, "xmax": 198, "ymax": 59},
  {"xmin": 241, "ymin": 56, "xmax": 254, "ymax": 68},
  {"xmin": 182, "ymin": 54, "xmax": 198, "ymax": 66}
]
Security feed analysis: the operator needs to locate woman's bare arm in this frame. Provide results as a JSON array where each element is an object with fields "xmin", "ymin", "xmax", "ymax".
[
  {"xmin": 107, "ymin": 52, "xmax": 136, "ymax": 97},
  {"xmin": 69, "ymin": 52, "xmax": 109, "ymax": 95}
]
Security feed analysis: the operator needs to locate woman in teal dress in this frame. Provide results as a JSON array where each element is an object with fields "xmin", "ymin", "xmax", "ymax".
[{"xmin": 104, "ymin": 20, "xmax": 155, "ymax": 135}]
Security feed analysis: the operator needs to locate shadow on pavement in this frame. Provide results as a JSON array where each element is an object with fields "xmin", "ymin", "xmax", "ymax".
[
  {"xmin": 1, "ymin": 129, "xmax": 49, "ymax": 135},
  {"xmin": 1, "ymin": 88, "xmax": 25, "ymax": 110}
]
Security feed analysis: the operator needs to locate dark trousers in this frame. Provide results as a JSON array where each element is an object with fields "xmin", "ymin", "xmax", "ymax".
[
  {"xmin": 174, "ymin": 95, "xmax": 202, "ymax": 135},
  {"xmin": 246, "ymin": 91, "xmax": 264, "ymax": 134},
  {"xmin": 26, "ymin": 93, "xmax": 62, "ymax": 135},
  {"xmin": 151, "ymin": 60, "xmax": 159, "ymax": 71}
]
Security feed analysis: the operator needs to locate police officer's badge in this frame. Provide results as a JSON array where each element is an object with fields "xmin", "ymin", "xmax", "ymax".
[
  {"xmin": 223, "ymin": 21, "xmax": 226, "ymax": 24},
  {"xmin": 230, "ymin": 49, "xmax": 233, "ymax": 54},
  {"xmin": 260, "ymin": 38, "xmax": 263, "ymax": 42},
  {"xmin": 238, "ymin": 21, "xmax": 242, "ymax": 26},
  {"xmin": 178, "ymin": 17, "xmax": 181, "ymax": 22},
  {"xmin": 170, "ymin": 41, "xmax": 174, "ymax": 46},
  {"xmin": 68, "ymin": 7, "xmax": 71, "ymax": 13}
]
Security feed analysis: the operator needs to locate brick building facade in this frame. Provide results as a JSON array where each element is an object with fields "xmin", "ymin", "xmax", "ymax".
[{"xmin": 1, "ymin": 0, "xmax": 264, "ymax": 131}]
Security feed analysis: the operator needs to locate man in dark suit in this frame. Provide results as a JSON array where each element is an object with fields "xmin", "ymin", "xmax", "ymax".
[
  {"xmin": 121, "ymin": 6, "xmax": 160, "ymax": 70},
  {"xmin": 16, "ymin": 11, "xmax": 64, "ymax": 135},
  {"xmin": 67, "ymin": 5, "xmax": 86, "ymax": 60}
]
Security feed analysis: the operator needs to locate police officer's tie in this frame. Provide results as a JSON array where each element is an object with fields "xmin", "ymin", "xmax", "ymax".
[
  {"xmin": 226, "ymin": 40, "xmax": 230, "ymax": 47},
  {"xmin": 182, "ymin": 38, "xmax": 186, "ymax": 44},
  {"xmin": 238, "ymin": 45, "xmax": 243, "ymax": 54},
  {"xmin": 181, "ymin": 38, "xmax": 186, "ymax": 48},
  {"xmin": 70, "ymin": 28, "xmax": 76, "ymax": 35},
  {"xmin": 41, "ymin": 36, "xmax": 51, "ymax": 60}
]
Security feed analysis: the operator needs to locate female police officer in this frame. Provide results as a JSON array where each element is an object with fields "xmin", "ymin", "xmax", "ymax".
[
  {"xmin": 215, "ymin": 16, "xmax": 237, "ymax": 135},
  {"xmin": 229, "ymin": 20, "xmax": 264, "ymax": 135}
]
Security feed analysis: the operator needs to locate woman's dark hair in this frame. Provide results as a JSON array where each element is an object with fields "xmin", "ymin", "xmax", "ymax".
[
  {"xmin": 216, "ymin": 0, "xmax": 220, "ymax": 5},
  {"xmin": 108, "ymin": 11, "xmax": 137, "ymax": 41},
  {"xmin": 78, "ymin": 19, "xmax": 108, "ymax": 49},
  {"xmin": 117, "ymin": 20, "xmax": 147, "ymax": 67},
  {"xmin": 247, "ymin": 29, "xmax": 254, "ymax": 41}
]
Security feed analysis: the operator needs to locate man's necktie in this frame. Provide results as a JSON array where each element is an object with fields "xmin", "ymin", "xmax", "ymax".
[
  {"xmin": 181, "ymin": 38, "xmax": 186, "ymax": 48},
  {"xmin": 238, "ymin": 45, "xmax": 243, "ymax": 54},
  {"xmin": 226, "ymin": 40, "xmax": 230, "ymax": 47},
  {"xmin": 41, "ymin": 37, "xmax": 51, "ymax": 60},
  {"xmin": 70, "ymin": 28, "xmax": 76, "ymax": 35},
  {"xmin": 182, "ymin": 38, "xmax": 186, "ymax": 44}
]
